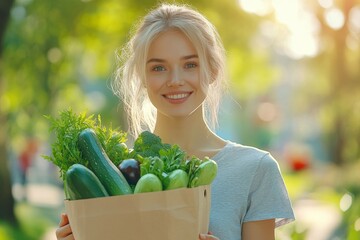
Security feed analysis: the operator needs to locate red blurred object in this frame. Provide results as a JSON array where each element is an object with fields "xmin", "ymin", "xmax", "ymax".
[
  {"xmin": 284, "ymin": 144, "xmax": 311, "ymax": 172},
  {"xmin": 290, "ymin": 156, "xmax": 310, "ymax": 171},
  {"xmin": 19, "ymin": 139, "xmax": 39, "ymax": 184}
]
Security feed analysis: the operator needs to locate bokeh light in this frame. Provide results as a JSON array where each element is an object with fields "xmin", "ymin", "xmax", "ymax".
[
  {"xmin": 318, "ymin": 0, "xmax": 333, "ymax": 9},
  {"xmin": 239, "ymin": 0, "xmax": 320, "ymax": 59},
  {"xmin": 339, "ymin": 193, "xmax": 353, "ymax": 212},
  {"xmin": 324, "ymin": 7, "xmax": 345, "ymax": 30}
]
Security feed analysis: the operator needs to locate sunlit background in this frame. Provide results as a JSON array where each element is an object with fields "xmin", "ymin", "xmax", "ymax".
[{"xmin": 0, "ymin": 0, "xmax": 359, "ymax": 239}]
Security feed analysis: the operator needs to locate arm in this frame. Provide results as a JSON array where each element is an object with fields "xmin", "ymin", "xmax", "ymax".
[
  {"xmin": 242, "ymin": 219, "xmax": 275, "ymax": 240},
  {"xmin": 56, "ymin": 213, "xmax": 75, "ymax": 240},
  {"xmin": 198, "ymin": 219, "xmax": 275, "ymax": 240}
]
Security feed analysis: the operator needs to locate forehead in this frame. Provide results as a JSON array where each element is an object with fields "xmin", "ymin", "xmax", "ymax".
[{"xmin": 147, "ymin": 29, "xmax": 197, "ymax": 58}]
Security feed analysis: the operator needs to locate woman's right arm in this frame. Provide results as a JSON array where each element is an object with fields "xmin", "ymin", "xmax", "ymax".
[
  {"xmin": 56, "ymin": 213, "xmax": 74, "ymax": 240},
  {"xmin": 242, "ymin": 219, "xmax": 275, "ymax": 240}
]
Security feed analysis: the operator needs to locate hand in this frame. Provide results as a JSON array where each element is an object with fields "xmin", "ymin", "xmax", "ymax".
[
  {"xmin": 56, "ymin": 213, "xmax": 75, "ymax": 240},
  {"xmin": 199, "ymin": 231, "xmax": 219, "ymax": 240}
]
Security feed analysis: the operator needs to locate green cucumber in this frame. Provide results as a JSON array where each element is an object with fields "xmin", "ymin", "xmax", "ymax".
[
  {"xmin": 65, "ymin": 164, "xmax": 109, "ymax": 200},
  {"xmin": 77, "ymin": 128, "xmax": 132, "ymax": 196},
  {"xmin": 134, "ymin": 173, "xmax": 163, "ymax": 194},
  {"xmin": 163, "ymin": 169, "xmax": 189, "ymax": 190},
  {"xmin": 189, "ymin": 159, "xmax": 218, "ymax": 187}
]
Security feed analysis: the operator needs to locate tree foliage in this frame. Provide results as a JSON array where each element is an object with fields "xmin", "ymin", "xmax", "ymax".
[{"xmin": 295, "ymin": 0, "xmax": 360, "ymax": 164}]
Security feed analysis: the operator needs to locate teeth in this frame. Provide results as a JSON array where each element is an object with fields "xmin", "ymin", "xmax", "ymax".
[{"xmin": 165, "ymin": 93, "xmax": 189, "ymax": 99}]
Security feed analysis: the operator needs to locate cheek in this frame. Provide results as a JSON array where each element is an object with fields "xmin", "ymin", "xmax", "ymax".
[
  {"xmin": 145, "ymin": 76, "xmax": 164, "ymax": 95},
  {"xmin": 188, "ymin": 72, "xmax": 207, "ymax": 93}
]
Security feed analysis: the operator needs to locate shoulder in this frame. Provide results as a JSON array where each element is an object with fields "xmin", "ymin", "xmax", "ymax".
[
  {"xmin": 215, "ymin": 140, "xmax": 281, "ymax": 172},
  {"xmin": 216, "ymin": 141, "xmax": 270, "ymax": 162}
]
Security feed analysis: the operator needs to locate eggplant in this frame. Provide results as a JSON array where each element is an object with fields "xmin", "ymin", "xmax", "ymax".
[{"xmin": 118, "ymin": 159, "xmax": 141, "ymax": 185}]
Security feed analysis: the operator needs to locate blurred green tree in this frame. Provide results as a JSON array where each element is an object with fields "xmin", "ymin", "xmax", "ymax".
[
  {"xmin": 298, "ymin": 0, "xmax": 360, "ymax": 165},
  {"xmin": 317, "ymin": 0, "xmax": 360, "ymax": 165}
]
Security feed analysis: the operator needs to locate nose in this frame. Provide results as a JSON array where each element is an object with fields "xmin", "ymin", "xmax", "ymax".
[{"xmin": 167, "ymin": 68, "xmax": 184, "ymax": 87}]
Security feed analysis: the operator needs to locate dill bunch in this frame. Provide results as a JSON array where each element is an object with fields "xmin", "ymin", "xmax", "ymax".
[{"xmin": 43, "ymin": 109, "xmax": 128, "ymax": 180}]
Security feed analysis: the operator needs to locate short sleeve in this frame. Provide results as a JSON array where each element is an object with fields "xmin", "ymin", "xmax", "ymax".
[{"xmin": 244, "ymin": 153, "xmax": 295, "ymax": 227}]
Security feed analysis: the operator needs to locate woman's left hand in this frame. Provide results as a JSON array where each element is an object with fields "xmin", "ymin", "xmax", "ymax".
[{"xmin": 199, "ymin": 232, "xmax": 219, "ymax": 240}]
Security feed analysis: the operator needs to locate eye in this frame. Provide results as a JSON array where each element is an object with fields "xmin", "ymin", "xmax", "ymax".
[
  {"xmin": 152, "ymin": 65, "xmax": 166, "ymax": 72},
  {"xmin": 185, "ymin": 62, "xmax": 198, "ymax": 69}
]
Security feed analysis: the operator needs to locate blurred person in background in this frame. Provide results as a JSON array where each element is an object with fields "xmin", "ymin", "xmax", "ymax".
[{"xmin": 18, "ymin": 138, "xmax": 38, "ymax": 200}]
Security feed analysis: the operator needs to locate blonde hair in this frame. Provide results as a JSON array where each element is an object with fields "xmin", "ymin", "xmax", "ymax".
[{"xmin": 112, "ymin": 3, "xmax": 227, "ymax": 138}]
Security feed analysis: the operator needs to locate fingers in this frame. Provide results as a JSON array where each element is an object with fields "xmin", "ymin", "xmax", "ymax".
[
  {"xmin": 199, "ymin": 233, "xmax": 219, "ymax": 240},
  {"xmin": 56, "ymin": 213, "xmax": 75, "ymax": 240},
  {"xmin": 59, "ymin": 213, "xmax": 69, "ymax": 227},
  {"xmin": 59, "ymin": 234, "xmax": 75, "ymax": 240}
]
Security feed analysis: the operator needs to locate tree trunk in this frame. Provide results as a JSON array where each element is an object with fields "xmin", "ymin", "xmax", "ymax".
[
  {"xmin": 331, "ymin": 0, "xmax": 353, "ymax": 165},
  {"xmin": 0, "ymin": 0, "xmax": 14, "ymax": 54},
  {"xmin": 0, "ymin": 114, "xmax": 17, "ymax": 225},
  {"xmin": 0, "ymin": 0, "xmax": 17, "ymax": 225}
]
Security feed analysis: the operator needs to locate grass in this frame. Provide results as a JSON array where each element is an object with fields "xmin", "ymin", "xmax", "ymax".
[
  {"xmin": 280, "ymin": 162, "xmax": 360, "ymax": 240},
  {"xmin": 0, "ymin": 221, "xmax": 29, "ymax": 240}
]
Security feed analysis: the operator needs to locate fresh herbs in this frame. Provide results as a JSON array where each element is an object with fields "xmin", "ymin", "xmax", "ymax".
[{"xmin": 43, "ymin": 109, "xmax": 128, "ymax": 180}]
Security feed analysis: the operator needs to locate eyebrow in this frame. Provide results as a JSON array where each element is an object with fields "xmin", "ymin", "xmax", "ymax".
[{"xmin": 146, "ymin": 54, "xmax": 198, "ymax": 64}]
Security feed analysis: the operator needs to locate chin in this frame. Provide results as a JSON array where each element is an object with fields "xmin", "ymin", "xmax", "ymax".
[{"xmin": 159, "ymin": 105, "xmax": 203, "ymax": 120}]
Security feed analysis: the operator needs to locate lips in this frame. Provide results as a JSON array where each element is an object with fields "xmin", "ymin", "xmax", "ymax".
[
  {"xmin": 162, "ymin": 92, "xmax": 192, "ymax": 103},
  {"xmin": 164, "ymin": 93, "xmax": 190, "ymax": 99}
]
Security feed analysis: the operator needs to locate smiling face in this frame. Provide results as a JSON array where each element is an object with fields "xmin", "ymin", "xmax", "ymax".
[{"xmin": 145, "ymin": 29, "xmax": 208, "ymax": 120}]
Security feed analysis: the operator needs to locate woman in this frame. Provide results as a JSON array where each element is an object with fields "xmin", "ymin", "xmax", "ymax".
[{"xmin": 57, "ymin": 3, "xmax": 294, "ymax": 240}]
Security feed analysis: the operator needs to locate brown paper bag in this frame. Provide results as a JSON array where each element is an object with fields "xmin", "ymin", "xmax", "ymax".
[{"xmin": 65, "ymin": 185, "xmax": 210, "ymax": 240}]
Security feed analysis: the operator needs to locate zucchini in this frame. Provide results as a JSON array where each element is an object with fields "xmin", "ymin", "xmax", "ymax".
[
  {"xmin": 77, "ymin": 128, "xmax": 133, "ymax": 196},
  {"xmin": 65, "ymin": 164, "xmax": 109, "ymax": 200}
]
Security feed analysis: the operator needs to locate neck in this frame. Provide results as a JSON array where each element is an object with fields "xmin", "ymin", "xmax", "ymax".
[{"xmin": 153, "ymin": 108, "xmax": 225, "ymax": 158}]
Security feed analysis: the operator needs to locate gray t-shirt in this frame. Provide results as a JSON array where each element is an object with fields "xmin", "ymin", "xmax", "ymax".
[{"xmin": 209, "ymin": 141, "xmax": 295, "ymax": 239}]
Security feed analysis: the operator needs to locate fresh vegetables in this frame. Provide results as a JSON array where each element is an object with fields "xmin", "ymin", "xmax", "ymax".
[
  {"xmin": 130, "ymin": 131, "xmax": 172, "ymax": 159},
  {"xmin": 134, "ymin": 173, "xmax": 163, "ymax": 193},
  {"xmin": 163, "ymin": 169, "xmax": 189, "ymax": 190},
  {"xmin": 43, "ymin": 109, "xmax": 128, "ymax": 180},
  {"xmin": 78, "ymin": 128, "xmax": 133, "ymax": 196},
  {"xmin": 45, "ymin": 110, "xmax": 218, "ymax": 201},
  {"xmin": 131, "ymin": 133, "xmax": 216, "ymax": 192},
  {"xmin": 189, "ymin": 159, "xmax": 218, "ymax": 188},
  {"xmin": 65, "ymin": 164, "xmax": 109, "ymax": 200},
  {"xmin": 118, "ymin": 159, "xmax": 141, "ymax": 185}
]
